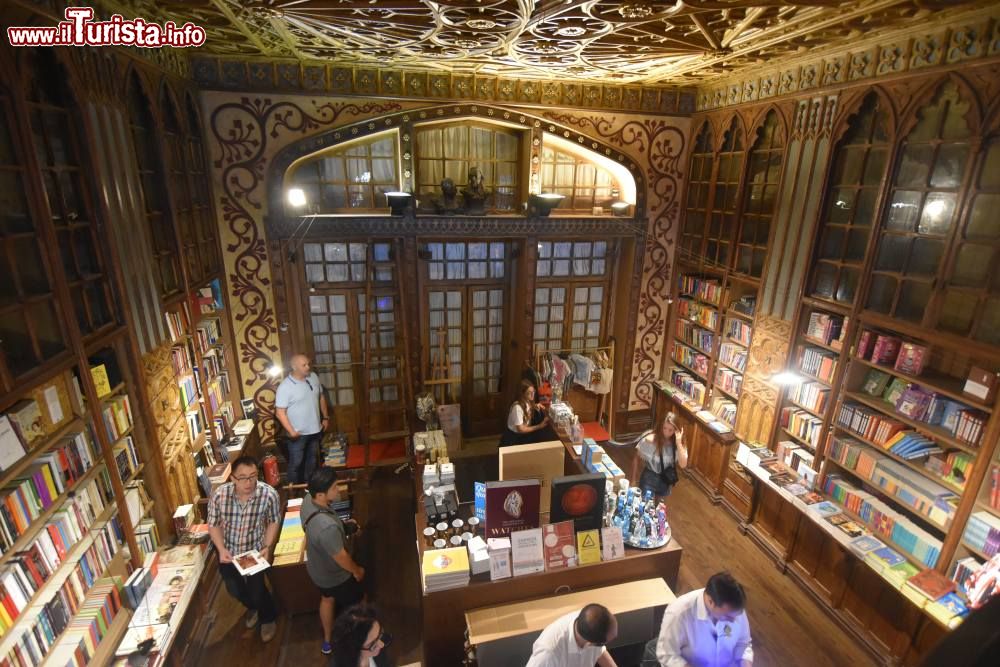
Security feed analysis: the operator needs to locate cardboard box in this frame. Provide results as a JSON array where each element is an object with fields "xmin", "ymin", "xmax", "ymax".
[
  {"xmin": 499, "ymin": 441, "xmax": 565, "ymax": 514},
  {"xmin": 465, "ymin": 578, "xmax": 675, "ymax": 667}
]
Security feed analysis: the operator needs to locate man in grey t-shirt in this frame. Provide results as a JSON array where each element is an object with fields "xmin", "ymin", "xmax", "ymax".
[
  {"xmin": 275, "ymin": 354, "xmax": 329, "ymax": 484},
  {"xmin": 302, "ymin": 467, "xmax": 365, "ymax": 655}
]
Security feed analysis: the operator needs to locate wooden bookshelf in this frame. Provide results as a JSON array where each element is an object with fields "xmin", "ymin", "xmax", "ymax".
[
  {"xmin": 843, "ymin": 391, "xmax": 981, "ymax": 456},
  {"xmin": 0, "ymin": 416, "xmax": 86, "ymax": 490},
  {"xmin": 851, "ymin": 356, "xmax": 994, "ymax": 414},
  {"xmin": 58, "ymin": 607, "xmax": 132, "ymax": 667}
]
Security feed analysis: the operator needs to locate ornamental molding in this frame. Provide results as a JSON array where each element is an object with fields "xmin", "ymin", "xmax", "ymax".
[{"xmin": 696, "ymin": 7, "xmax": 1000, "ymax": 112}]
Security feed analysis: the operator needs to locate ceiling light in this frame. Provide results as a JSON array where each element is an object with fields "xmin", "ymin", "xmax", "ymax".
[
  {"xmin": 385, "ymin": 191, "xmax": 412, "ymax": 216},
  {"xmin": 618, "ymin": 4, "xmax": 654, "ymax": 20},
  {"xmin": 465, "ymin": 19, "xmax": 497, "ymax": 30},
  {"xmin": 287, "ymin": 187, "xmax": 307, "ymax": 207},
  {"xmin": 555, "ymin": 26, "xmax": 587, "ymax": 37}
]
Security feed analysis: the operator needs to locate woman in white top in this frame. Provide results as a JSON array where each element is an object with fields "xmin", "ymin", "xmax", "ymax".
[
  {"xmin": 330, "ymin": 603, "xmax": 389, "ymax": 667},
  {"xmin": 631, "ymin": 412, "xmax": 688, "ymax": 502},
  {"xmin": 499, "ymin": 379, "xmax": 553, "ymax": 447}
]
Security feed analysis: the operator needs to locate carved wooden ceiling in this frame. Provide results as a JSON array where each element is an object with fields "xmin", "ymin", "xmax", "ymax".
[{"xmin": 106, "ymin": 0, "xmax": 987, "ymax": 84}]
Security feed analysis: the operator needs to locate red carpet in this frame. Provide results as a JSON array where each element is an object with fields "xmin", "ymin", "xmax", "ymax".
[
  {"xmin": 582, "ymin": 421, "xmax": 611, "ymax": 442},
  {"xmin": 344, "ymin": 438, "xmax": 407, "ymax": 468}
]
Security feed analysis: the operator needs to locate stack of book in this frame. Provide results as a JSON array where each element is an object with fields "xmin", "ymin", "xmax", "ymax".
[
  {"xmin": 780, "ymin": 407, "xmax": 822, "ymax": 449},
  {"xmin": 37, "ymin": 576, "xmax": 125, "ymax": 667},
  {"xmin": 823, "ymin": 475, "xmax": 942, "ymax": 567},
  {"xmin": 668, "ymin": 369, "xmax": 706, "ymax": 404},
  {"xmin": 726, "ymin": 317, "xmax": 752, "ymax": 346},
  {"xmin": 164, "ymin": 310, "xmax": 188, "ymax": 343},
  {"xmin": 177, "ymin": 375, "xmax": 198, "ymax": 412},
  {"xmin": 672, "ymin": 345, "xmax": 709, "ymax": 378},
  {"xmin": 881, "ymin": 431, "xmax": 941, "ymax": 460},
  {"xmin": 169, "ymin": 344, "xmax": 192, "ymax": 376},
  {"xmin": 718, "ymin": 343, "xmax": 747, "ymax": 373},
  {"xmin": 676, "ymin": 320, "xmax": 714, "ymax": 353},
  {"xmin": 709, "ymin": 396, "xmax": 737, "ymax": 426},
  {"xmin": 805, "ymin": 312, "xmax": 845, "ymax": 347},
  {"xmin": 962, "ymin": 511, "xmax": 1000, "ymax": 558},
  {"xmin": 323, "ymin": 434, "xmax": 347, "ymax": 468},
  {"xmin": 952, "ymin": 556, "xmax": 981, "ymax": 593},
  {"xmin": 800, "ymin": 347, "xmax": 837, "ymax": 382},
  {"xmin": 421, "ymin": 546, "xmax": 470, "ymax": 593},
  {"xmin": 194, "ymin": 318, "xmax": 222, "ymax": 357},
  {"xmin": 112, "ymin": 436, "xmax": 140, "ymax": 484},
  {"xmin": 101, "ymin": 396, "xmax": 133, "ymax": 444},
  {"xmin": 924, "ymin": 451, "xmax": 972, "ymax": 490},
  {"xmin": 789, "ymin": 381, "xmax": 828, "ymax": 413},
  {"xmin": 714, "ymin": 368, "xmax": 742, "ymax": 397},
  {"xmin": 678, "ymin": 276, "xmax": 723, "ymax": 304},
  {"xmin": 273, "ymin": 498, "xmax": 304, "ymax": 566},
  {"xmin": 677, "ymin": 299, "xmax": 719, "ymax": 329}
]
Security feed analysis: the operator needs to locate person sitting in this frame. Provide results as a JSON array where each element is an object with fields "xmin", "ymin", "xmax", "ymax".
[
  {"xmin": 330, "ymin": 603, "xmax": 390, "ymax": 667},
  {"xmin": 654, "ymin": 571, "xmax": 753, "ymax": 667},
  {"xmin": 630, "ymin": 412, "xmax": 688, "ymax": 504},
  {"xmin": 499, "ymin": 379, "xmax": 555, "ymax": 447},
  {"xmin": 526, "ymin": 603, "xmax": 619, "ymax": 667}
]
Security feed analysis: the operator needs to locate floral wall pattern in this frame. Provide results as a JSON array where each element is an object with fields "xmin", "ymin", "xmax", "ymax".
[{"xmin": 203, "ymin": 92, "xmax": 689, "ymax": 434}]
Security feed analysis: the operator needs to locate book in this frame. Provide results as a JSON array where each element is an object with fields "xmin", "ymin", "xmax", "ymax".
[
  {"xmin": 484, "ymin": 479, "xmax": 541, "ymax": 538},
  {"xmin": 474, "ymin": 482, "xmax": 486, "ymax": 522},
  {"xmin": 601, "ymin": 526, "xmax": 624, "ymax": 561},
  {"xmin": 883, "ymin": 378, "xmax": 909, "ymax": 406},
  {"xmin": 870, "ymin": 547, "xmax": 906, "ymax": 568},
  {"xmin": 894, "ymin": 342, "xmax": 928, "ymax": 375},
  {"xmin": 89, "ymin": 364, "xmax": 113, "ymax": 398},
  {"xmin": 872, "ymin": 335, "xmax": 902, "ymax": 364},
  {"xmin": 849, "ymin": 535, "xmax": 885, "ymax": 556},
  {"xmin": 7, "ymin": 399, "xmax": 43, "ymax": 448},
  {"xmin": 542, "ymin": 521, "xmax": 577, "ymax": 571},
  {"xmin": 0, "ymin": 415, "xmax": 27, "ymax": 471},
  {"xmin": 836, "ymin": 520, "xmax": 865, "ymax": 538},
  {"xmin": 576, "ymin": 529, "xmax": 601, "ymax": 565},
  {"xmin": 906, "ymin": 568, "xmax": 956, "ymax": 601},
  {"xmin": 422, "ymin": 546, "xmax": 470, "ymax": 592},
  {"xmin": 232, "ymin": 550, "xmax": 270, "ymax": 576},
  {"xmin": 810, "ymin": 501, "xmax": 842, "ymax": 518},
  {"xmin": 549, "ymin": 473, "xmax": 606, "ymax": 532},
  {"xmin": 487, "ymin": 538, "xmax": 512, "ymax": 581},
  {"xmin": 963, "ymin": 366, "xmax": 997, "ymax": 403},
  {"xmin": 862, "ymin": 370, "xmax": 891, "ymax": 397},
  {"xmin": 510, "ymin": 527, "xmax": 544, "ymax": 576}
]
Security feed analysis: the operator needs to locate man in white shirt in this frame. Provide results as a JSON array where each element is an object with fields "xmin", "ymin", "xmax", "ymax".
[
  {"xmin": 656, "ymin": 572, "xmax": 753, "ymax": 667},
  {"xmin": 526, "ymin": 604, "xmax": 620, "ymax": 667},
  {"xmin": 274, "ymin": 354, "xmax": 329, "ymax": 484}
]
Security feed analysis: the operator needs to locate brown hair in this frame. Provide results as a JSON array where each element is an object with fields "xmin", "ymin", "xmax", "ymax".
[
  {"xmin": 515, "ymin": 379, "xmax": 536, "ymax": 422},
  {"xmin": 654, "ymin": 412, "xmax": 677, "ymax": 456}
]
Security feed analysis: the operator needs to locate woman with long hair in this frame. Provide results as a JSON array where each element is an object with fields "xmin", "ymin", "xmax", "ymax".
[
  {"xmin": 631, "ymin": 412, "xmax": 688, "ymax": 503},
  {"xmin": 499, "ymin": 379, "xmax": 554, "ymax": 447},
  {"xmin": 330, "ymin": 603, "xmax": 389, "ymax": 667}
]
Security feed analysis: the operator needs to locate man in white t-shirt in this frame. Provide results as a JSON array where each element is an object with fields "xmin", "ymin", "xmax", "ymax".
[
  {"xmin": 655, "ymin": 572, "xmax": 753, "ymax": 667},
  {"xmin": 274, "ymin": 354, "xmax": 329, "ymax": 484},
  {"xmin": 526, "ymin": 604, "xmax": 619, "ymax": 667}
]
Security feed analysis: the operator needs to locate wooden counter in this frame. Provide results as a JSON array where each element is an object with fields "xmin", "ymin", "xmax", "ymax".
[{"xmin": 416, "ymin": 510, "xmax": 682, "ymax": 665}]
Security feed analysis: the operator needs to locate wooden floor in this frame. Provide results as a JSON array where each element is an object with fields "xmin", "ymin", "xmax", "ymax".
[{"xmin": 197, "ymin": 449, "xmax": 880, "ymax": 667}]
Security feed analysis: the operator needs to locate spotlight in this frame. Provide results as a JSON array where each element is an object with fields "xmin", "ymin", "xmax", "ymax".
[
  {"xmin": 772, "ymin": 370, "xmax": 804, "ymax": 386},
  {"xmin": 384, "ymin": 191, "xmax": 412, "ymax": 216},
  {"xmin": 287, "ymin": 188, "xmax": 307, "ymax": 208},
  {"xmin": 529, "ymin": 193, "xmax": 565, "ymax": 217},
  {"xmin": 266, "ymin": 364, "xmax": 284, "ymax": 378}
]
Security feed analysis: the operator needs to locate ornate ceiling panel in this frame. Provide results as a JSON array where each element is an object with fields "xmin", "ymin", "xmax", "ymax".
[{"xmin": 96, "ymin": 0, "xmax": 990, "ymax": 84}]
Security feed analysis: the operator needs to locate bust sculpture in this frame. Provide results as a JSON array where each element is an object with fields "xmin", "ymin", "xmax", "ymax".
[
  {"xmin": 428, "ymin": 177, "xmax": 464, "ymax": 214},
  {"xmin": 462, "ymin": 166, "xmax": 491, "ymax": 215}
]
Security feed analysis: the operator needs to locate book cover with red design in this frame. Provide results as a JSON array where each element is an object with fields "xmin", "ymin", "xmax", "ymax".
[
  {"xmin": 485, "ymin": 479, "xmax": 540, "ymax": 538},
  {"xmin": 906, "ymin": 568, "xmax": 956, "ymax": 601},
  {"xmin": 542, "ymin": 521, "xmax": 577, "ymax": 571}
]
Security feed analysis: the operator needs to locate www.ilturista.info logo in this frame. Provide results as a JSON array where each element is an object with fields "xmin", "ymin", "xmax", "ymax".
[{"xmin": 7, "ymin": 7, "xmax": 206, "ymax": 48}]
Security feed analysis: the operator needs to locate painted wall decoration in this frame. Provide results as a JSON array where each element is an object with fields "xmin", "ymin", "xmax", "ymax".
[
  {"xmin": 541, "ymin": 111, "xmax": 689, "ymax": 411},
  {"xmin": 204, "ymin": 92, "xmax": 689, "ymax": 431}
]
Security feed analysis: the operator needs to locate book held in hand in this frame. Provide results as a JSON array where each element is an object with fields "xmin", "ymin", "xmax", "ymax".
[{"xmin": 232, "ymin": 550, "xmax": 270, "ymax": 576}]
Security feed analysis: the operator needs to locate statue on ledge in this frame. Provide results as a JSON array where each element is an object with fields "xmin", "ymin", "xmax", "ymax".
[
  {"xmin": 427, "ymin": 177, "xmax": 464, "ymax": 215},
  {"xmin": 462, "ymin": 166, "xmax": 491, "ymax": 215}
]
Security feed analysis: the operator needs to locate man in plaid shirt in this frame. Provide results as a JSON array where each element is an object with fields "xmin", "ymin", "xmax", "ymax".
[{"xmin": 208, "ymin": 455, "xmax": 281, "ymax": 642}]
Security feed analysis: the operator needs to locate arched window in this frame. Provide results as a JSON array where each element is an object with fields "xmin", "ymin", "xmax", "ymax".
[
  {"xmin": 734, "ymin": 111, "xmax": 784, "ymax": 279},
  {"xmin": 27, "ymin": 50, "xmax": 117, "ymax": 335},
  {"xmin": 415, "ymin": 123, "xmax": 519, "ymax": 211},
  {"xmin": 288, "ymin": 132, "xmax": 399, "ymax": 213},
  {"xmin": 161, "ymin": 88, "xmax": 201, "ymax": 285},
  {"xmin": 127, "ymin": 73, "xmax": 180, "ymax": 297},
  {"xmin": 707, "ymin": 119, "xmax": 745, "ymax": 270},
  {"xmin": 936, "ymin": 133, "xmax": 1000, "ymax": 343},
  {"xmin": 185, "ymin": 95, "xmax": 221, "ymax": 280},
  {"xmin": 866, "ymin": 82, "xmax": 974, "ymax": 323},
  {"xmin": 539, "ymin": 146, "xmax": 621, "ymax": 213},
  {"xmin": 0, "ymin": 85, "xmax": 67, "ymax": 378},
  {"xmin": 810, "ymin": 93, "xmax": 891, "ymax": 305},
  {"xmin": 679, "ymin": 123, "xmax": 713, "ymax": 263}
]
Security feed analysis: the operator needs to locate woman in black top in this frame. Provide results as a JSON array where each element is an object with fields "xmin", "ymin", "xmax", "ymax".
[
  {"xmin": 330, "ymin": 603, "xmax": 390, "ymax": 667},
  {"xmin": 499, "ymin": 380, "xmax": 554, "ymax": 447}
]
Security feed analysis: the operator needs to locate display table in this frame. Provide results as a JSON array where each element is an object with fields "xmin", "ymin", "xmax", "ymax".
[
  {"xmin": 466, "ymin": 577, "xmax": 676, "ymax": 667},
  {"xmin": 416, "ymin": 511, "xmax": 682, "ymax": 665}
]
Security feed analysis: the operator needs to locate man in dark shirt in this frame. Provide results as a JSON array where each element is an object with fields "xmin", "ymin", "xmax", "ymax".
[{"xmin": 302, "ymin": 466, "xmax": 365, "ymax": 655}]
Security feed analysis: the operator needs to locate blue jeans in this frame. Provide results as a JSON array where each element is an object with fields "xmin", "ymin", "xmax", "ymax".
[{"xmin": 287, "ymin": 431, "xmax": 322, "ymax": 484}]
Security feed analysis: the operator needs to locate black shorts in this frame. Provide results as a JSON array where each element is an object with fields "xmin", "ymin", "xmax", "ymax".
[{"xmin": 319, "ymin": 575, "xmax": 364, "ymax": 613}]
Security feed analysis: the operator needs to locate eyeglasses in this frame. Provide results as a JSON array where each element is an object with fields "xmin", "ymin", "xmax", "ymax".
[
  {"xmin": 363, "ymin": 630, "xmax": 392, "ymax": 652},
  {"xmin": 233, "ymin": 475, "xmax": 258, "ymax": 483}
]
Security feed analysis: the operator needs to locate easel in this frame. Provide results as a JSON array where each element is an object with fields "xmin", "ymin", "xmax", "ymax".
[
  {"xmin": 424, "ymin": 325, "xmax": 462, "ymax": 404},
  {"xmin": 534, "ymin": 339, "xmax": 616, "ymax": 436}
]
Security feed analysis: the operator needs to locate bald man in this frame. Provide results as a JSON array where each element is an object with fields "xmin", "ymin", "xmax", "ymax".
[
  {"xmin": 275, "ymin": 354, "xmax": 329, "ymax": 484},
  {"xmin": 526, "ymin": 604, "xmax": 619, "ymax": 667}
]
